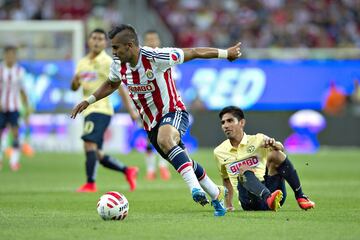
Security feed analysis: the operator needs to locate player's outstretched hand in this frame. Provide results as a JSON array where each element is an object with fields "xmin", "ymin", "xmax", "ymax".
[
  {"xmin": 70, "ymin": 101, "xmax": 89, "ymax": 119},
  {"xmin": 227, "ymin": 42, "xmax": 242, "ymax": 62}
]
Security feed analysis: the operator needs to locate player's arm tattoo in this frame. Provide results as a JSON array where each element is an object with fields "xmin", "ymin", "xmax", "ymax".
[
  {"xmin": 182, "ymin": 42, "xmax": 241, "ymax": 62},
  {"xmin": 182, "ymin": 48, "xmax": 219, "ymax": 62}
]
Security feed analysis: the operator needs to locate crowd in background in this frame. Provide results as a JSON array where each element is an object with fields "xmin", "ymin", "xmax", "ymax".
[
  {"xmin": 0, "ymin": 0, "xmax": 122, "ymax": 33},
  {"xmin": 0, "ymin": 0, "xmax": 122, "ymax": 59},
  {"xmin": 1, "ymin": 0, "xmax": 360, "ymax": 49},
  {"xmin": 151, "ymin": 0, "xmax": 360, "ymax": 48}
]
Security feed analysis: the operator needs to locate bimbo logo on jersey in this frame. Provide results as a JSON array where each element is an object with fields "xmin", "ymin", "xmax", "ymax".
[
  {"xmin": 228, "ymin": 156, "xmax": 259, "ymax": 174},
  {"xmin": 80, "ymin": 71, "xmax": 97, "ymax": 82},
  {"xmin": 127, "ymin": 82, "xmax": 155, "ymax": 94}
]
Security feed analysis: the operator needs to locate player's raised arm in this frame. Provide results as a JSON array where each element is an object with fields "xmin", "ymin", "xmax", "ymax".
[
  {"xmin": 70, "ymin": 79, "xmax": 120, "ymax": 119},
  {"xmin": 182, "ymin": 42, "xmax": 241, "ymax": 62}
]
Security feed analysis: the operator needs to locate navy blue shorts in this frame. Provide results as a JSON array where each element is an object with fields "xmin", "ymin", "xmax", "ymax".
[
  {"xmin": 237, "ymin": 172, "xmax": 287, "ymax": 211},
  {"xmin": 147, "ymin": 110, "xmax": 189, "ymax": 159},
  {"xmin": 81, "ymin": 113, "xmax": 111, "ymax": 149},
  {"xmin": 0, "ymin": 111, "xmax": 20, "ymax": 129}
]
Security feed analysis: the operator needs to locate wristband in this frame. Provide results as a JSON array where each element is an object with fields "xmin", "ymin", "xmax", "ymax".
[
  {"xmin": 85, "ymin": 95, "xmax": 96, "ymax": 104},
  {"xmin": 218, "ymin": 49, "xmax": 228, "ymax": 59}
]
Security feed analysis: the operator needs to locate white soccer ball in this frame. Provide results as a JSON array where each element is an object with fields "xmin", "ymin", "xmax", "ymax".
[{"xmin": 97, "ymin": 191, "xmax": 129, "ymax": 221}]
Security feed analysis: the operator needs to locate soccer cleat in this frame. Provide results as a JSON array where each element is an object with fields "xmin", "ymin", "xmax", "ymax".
[
  {"xmin": 76, "ymin": 182, "xmax": 97, "ymax": 192},
  {"xmin": 191, "ymin": 188, "xmax": 209, "ymax": 206},
  {"xmin": 211, "ymin": 199, "xmax": 226, "ymax": 217},
  {"xmin": 159, "ymin": 166, "xmax": 171, "ymax": 181},
  {"xmin": 210, "ymin": 185, "xmax": 228, "ymax": 216},
  {"xmin": 10, "ymin": 163, "xmax": 20, "ymax": 172},
  {"xmin": 266, "ymin": 189, "xmax": 283, "ymax": 211},
  {"xmin": 297, "ymin": 195, "xmax": 315, "ymax": 210},
  {"xmin": 22, "ymin": 143, "xmax": 35, "ymax": 157},
  {"xmin": 125, "ymin": 167, "xmax": 139, "ymax": 192},
  {"xmin": 145, "ymin": 171, "xmax": 156, "ymax": 181}
]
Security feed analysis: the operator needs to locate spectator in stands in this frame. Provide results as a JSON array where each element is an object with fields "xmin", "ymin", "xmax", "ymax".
[{"xmin": 151, "ymin": 0, "xmax": 360, "ymax": 49}]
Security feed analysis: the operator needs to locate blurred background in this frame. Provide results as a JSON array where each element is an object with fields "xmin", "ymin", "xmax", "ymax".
[{"xmin": 0, "ymin": 0, "xmax": 359, "ymax": 154}]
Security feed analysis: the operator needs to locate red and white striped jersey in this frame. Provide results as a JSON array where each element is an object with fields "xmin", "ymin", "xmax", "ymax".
[
  {"xmin": 109, "ymin": 46, "xmax": 186, "ymax": 131},
  {"xmin": 0, "ymin": 62, "xmax": 26, "ymax": 112}
]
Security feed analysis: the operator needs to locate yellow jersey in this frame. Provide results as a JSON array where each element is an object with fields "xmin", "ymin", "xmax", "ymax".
[
  {"xmin": 75, "ymin": 50, "xmax": 114, "ymax": 117},
  {"xmin": 214, "ymin": 133, "xmax": 271, "ymax": 192}
]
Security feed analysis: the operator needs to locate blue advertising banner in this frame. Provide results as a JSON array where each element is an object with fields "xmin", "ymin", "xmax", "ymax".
[
  {"xmin": 177, "ymin": 59, "xmax": 359, "ymax": 110},
  {"xmin": 20, "ymin": 59, "xmax": 360, "ymax": 112},
  {"xmin": 20, "ymin": 60, "xmax": 75, "ymax": 112}
]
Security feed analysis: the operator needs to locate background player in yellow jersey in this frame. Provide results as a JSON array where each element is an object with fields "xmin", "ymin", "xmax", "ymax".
[
  {"xmin": 214, "ymin": 106, "xmax": 315, "ymax": 211},
  {"xmin": 71, "ymin": 28, "xmax": 138, "ymax": 192}
]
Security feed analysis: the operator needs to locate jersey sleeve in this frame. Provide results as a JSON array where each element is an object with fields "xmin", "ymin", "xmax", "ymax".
[
  {"xmin": 214, "ymin": 150, "xmax": 229, "ymax": 180},
  {"xmin": 141, "ymin": 46, "xmax": 184, "ymax": 71},
  {"xmin": 108, "ymin": 60, "xmax": 121, "ymax": 82}
]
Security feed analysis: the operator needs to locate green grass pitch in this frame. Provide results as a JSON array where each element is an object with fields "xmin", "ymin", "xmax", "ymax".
[{"xmin": 0, "ymin": 148, "xmax": 359, "ymax": 240}]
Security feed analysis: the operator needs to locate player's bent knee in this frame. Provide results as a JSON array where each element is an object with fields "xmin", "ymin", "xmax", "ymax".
[
  {"xmin": 157, "ymin": 135, "xmax": 177, "ymax": 153},
  {"xmin": 268, "ymin": 150, "xmax": 286, "ymax": 165},
  {"xmin": 157, "ymin": 129, "xmax": 180, "ymax": 153},
  {"xmin": 84, "ymin": 141, "xmax": 97, "ymax": 152}
]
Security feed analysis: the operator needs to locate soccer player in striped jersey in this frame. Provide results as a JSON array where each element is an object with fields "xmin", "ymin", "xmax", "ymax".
[
  {"xmin": 71, "ymin": 28, "xmax": 138, "ymax": 193},
  {"xmin": 0, "ymin": 46, "xmax": 30, "ymax": 171},
  {"xmin": 215, "ymin": 106, "xmax": 315, "ymax": 211},
  {"xmin": 141, "ymin": 30, "xmax": 171, "ymax": 181},
  {"xmin": 71, "ymin": 24, "xmax": 241, "ymax": 216}
]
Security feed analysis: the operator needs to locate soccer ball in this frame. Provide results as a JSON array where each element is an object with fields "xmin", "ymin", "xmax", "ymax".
[{"xmin": 96, "ymin": 191, "xmax": 129, "ymax": 221}]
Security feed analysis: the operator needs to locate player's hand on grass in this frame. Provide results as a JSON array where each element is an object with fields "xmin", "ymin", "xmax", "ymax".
[
  {"xmin": 70, "ymin": 101, "xmax": 89, "ymax": 119},
  {"xmin": 227, "ymin": 42, "xmax": 242, "ymax": 61},
  {"xmin": 226, "ymin": 206, "xmax": 235, "ymax": 212}
]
